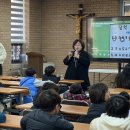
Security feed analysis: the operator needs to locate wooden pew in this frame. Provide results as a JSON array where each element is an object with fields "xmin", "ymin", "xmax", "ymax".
[
  {"xmin": 0, "ymin": 87, "xmax": 28, "ymax": 95},
  {"xmin": 61, "ymin": 104, "xmax": 88, "ymax": 115},
  {"xmin": 16, "ymin": 103, "xmax": 88, "ymax": 115},
  {"xmin": 0, "ymin": 80, "xmax": 19, "ymax": 86},
  {"xmin": 0, "ymin": 114, "xmax": 22, "ymax": 129},
  {"xmin": 0, "ymin": 87, "xmax": 28, "ymax": 104},
  {"xmin": 0, "ymin": 75, "xmax": 21, "ymax": 81},
  {"xmin": 15, "ymin": 102, "xmax": 33, "ymax": 109},
  {"xmin": 5, "ymin": 85, "xmax": 19, "ymax": 88},
  {"xmin": 109, "ymin": 88, "xmax": 130, "ymax": 95},
  {"xmin": 72, "ymin": 122, "xmax": 89, "ymax": 130},
  {"xmin": 0, "ymin": 114, "xmax": 89, "ymax": 130},
  {"xmin": 0, "ymin": 76, "xmax": 42, "ymax": 82},
  {"xmin": 59, "ymin": 79, "xmax": 84, "ymax": 84}
]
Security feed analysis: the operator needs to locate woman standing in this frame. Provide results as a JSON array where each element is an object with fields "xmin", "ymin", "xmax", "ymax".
[{"xmin": 63, "ymin": 39, "xmax": 90, "ymax": 91}]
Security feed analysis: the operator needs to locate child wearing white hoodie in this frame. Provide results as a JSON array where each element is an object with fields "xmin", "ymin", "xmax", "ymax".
[{"xmin": 89, "ymin": 95, "xmax": 130, "ymax": 130}]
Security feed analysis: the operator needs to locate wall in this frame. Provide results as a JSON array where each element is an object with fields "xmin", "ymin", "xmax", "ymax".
[
  {"xmin": 0, "ymin": 0, "xmax": 11, "ymax": 75},
  {"xmin": 41, "ymin": 0, "xmax": 120, "ymax": 86},
  {"xmin": 0, "ymin": 0, "xmax": 42, "ymax": 76},
  {"xmin": 0, "ymin": 0, "xmax": 121, "ymax": 86},
  {"xmin": 27, "ymin": 0, "xmax": 42, "ymax": 53}
]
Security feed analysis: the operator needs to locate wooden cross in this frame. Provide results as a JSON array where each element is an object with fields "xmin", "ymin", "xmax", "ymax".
[{"xmin": 66, "ymin": 4, "xmax": 95, "ymax": 39}]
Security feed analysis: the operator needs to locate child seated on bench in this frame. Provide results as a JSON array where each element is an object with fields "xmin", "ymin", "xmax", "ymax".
[
  {"xmin": 18, "ymin": 68, "xmax": 52, "ymax": 103},
  {"xmin": 63, "ymin": 83, "xmax": 89, "ymax": 104},
  {"xmin": 43, "ymin": 65, "xmax": 68, "ymax": 94},
  {"xmin": 42, "ymin": 65, "xmax": 60, "ymax": 84},
  {"xmin": 33, "ymin": 82, "xmax": 60, "ymax": 109},
  {"xmin": 21, "ymin": 89, "xmax": 74, "ymax": 130},
  {"xmin": 89, "ymin": 95, "xmax": 130, "ymax": 130},
  {"xmin": 78, "ymin": 83, "xmax": 110, "ymax": 123}
]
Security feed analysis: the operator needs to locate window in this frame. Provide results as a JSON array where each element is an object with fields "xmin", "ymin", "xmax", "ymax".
[
  {"xmin": 11, "ymin": 0, "xmax": 24, "ymax": 63},
  {"xmin": 123, "ymin": 1, "xmax": 130, "ymax": 16}
]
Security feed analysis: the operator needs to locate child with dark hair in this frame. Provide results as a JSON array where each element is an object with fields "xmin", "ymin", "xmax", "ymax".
[
  {"xmin": 42, "ymin": 65, "xmax": 60, "ymax": 84},
  {"xmin": 78, "ymin": 83, "xmax": 110, "ymax": 123},
  {"xmin": 63, "ymin": 83, "xmax": 88, "ymax": 103},
  {"xmin": 90, "ymin": 95, "xmax": 130, "ymax": 130},
  {"xmin": 40, "ymin": 82, "xmax": 60, "ymax": 93},
  {"xmin": 19, "ymin": 68, "xmax": 52, "ymax": 103},
  {"xmin": 43, "ymin": 65, "xmax": 69, "ymax": 94},
  {"xmin": 115, "ymin": 63, "xmax": 130, "ymax": 89},
  {"xmin": 119, "ymin": 91, "xmax": 130, "ymax": 116},
  {"xmin": 21, "ymin": 89, "xmax": 74, "ymax": 130},
  {"xmin": 119, "ymin": 91, "xmax": 130, "ymax": 101},
  {"xmin": 33, "ymin": 82, "xmax": 60, "ymax": 109}
]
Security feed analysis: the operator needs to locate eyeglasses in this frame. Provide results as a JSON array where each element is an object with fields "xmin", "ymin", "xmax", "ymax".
[{"xmin": 59, "ymin": 104, "xmax": 62, "ymax": 109}]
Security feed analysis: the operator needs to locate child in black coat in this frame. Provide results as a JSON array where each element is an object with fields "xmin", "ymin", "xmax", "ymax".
[
  {"xmin": 78, "ymin": 83, "xmax": 110, "ymax": 123},
  {"xmin": 42, "ymin": 66, "xmax": 68, "ymax": 94},
  {"xmin": 42, "ymin": 66, "xmax": 60, "ymax": 84},
  {"xmin": 21, "ymin": 90, "xmax": 74, "ymax": 130}
]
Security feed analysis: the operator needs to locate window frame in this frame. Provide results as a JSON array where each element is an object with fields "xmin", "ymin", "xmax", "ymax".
[{"xmin": 11, "ymin": 0, "xmax": 25, "ymax": 64}]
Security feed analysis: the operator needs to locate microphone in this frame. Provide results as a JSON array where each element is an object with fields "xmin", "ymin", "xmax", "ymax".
[
  {"xmin": 74, "ymin": 57, "xmax": 77, "ymax": 68},
  {"xmin": 74, "ymin": 51, "xmax": 78, "ymax": 68}
]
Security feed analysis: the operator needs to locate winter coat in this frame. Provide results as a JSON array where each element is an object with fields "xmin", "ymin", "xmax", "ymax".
[
  {"xmin": 63, "ymin": 50, "xmax": 90, "ymax": 91},
  {"xmin": 20, "ymin": 109, "xmax": 74, "ymax": 130},
  {"xmin": 90, "ymin": 113, "xmax": 130, "ymax": 130},
  {"xmin": 19, "ymin": 77, "xmax": 37, "ymax": 103},
  {"xmin": 78, "ymin": 102, "xmax": 106, "ymax": 123},
  {"xmin": 42, "ymin": 74, "xmax": 60, "ymax": 84}
]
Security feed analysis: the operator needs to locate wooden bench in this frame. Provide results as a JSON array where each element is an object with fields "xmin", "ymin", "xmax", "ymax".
[
  {"xmin": 0, "ymin": 114, "xmax": 89, "ymax": 130},
  {"xmin": 16, "ymin": 103, "xmax": 88, "ymax": 115},
  {"xmin": 109, "ymin": 88, "xmax": 130, "ymax": 95},
  {"xmin": 0, "ymin": 80, "xmax": 19, "ymax": 86},
  {"xmin": 0, "ymin": 87, "xmax": 28, "ymax": 104},
  {"xmin": 0, "ymin": 75, "xmax": 21, "ymax": 81},
  {"xmin": 0, "ymin": 114, "xmax": 22, "ymax": 129},
  {"xmin": 59, "ymin": 79, "xmax": 84, "ymax": 84},
  {"xmin": 0, "ymin": 87, "xmax": 28, "ymax": 95}
]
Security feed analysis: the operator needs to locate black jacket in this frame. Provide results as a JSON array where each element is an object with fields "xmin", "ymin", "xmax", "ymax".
[
  {"xmin": 42, "ymin": 74, "xmax": 60, "ymax": 84},
  {"xmin": 78, "ymin": 102, "xmax": 106, "ymax": 123},
  {"xmin": 20, "ymin": 109, "xmax": 74, "ymax": 130},
  {"xmin": 63, "ymin": 50, "xmax": 90, "ymax": 90}
]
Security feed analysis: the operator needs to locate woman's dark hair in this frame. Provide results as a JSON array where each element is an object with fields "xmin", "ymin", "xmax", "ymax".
[
  {"xmin": 70, "ymin": 83, "xmax": 82, "ymax": 94},
  {"xmin": 45, "ymin": 66, "xmax": 55, "ymax": 76},
  {"xmin": 38, "ymin": 89, "xmax": 61, "ymax": 112},
  {"xmin": 119, "ymin": 91, "xmax": 130, "ymax": 101},
  {"xmin": 106, "ymin": 95, "xmax": 129, "ymax": 118},
  {"xmin": 89, "ymin": 83, "xmax": 108, "ymax": 104},
  {"xmin": 72, "ymin": 39, "xmax": 85, "ymax": 51},
  {"xmin": 25, "ymin": 68, "xmax": 36, "ymax": 77},
  {"xmin": 115, "ymin": 64, "xmax": 130, "ymax": 89}
]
